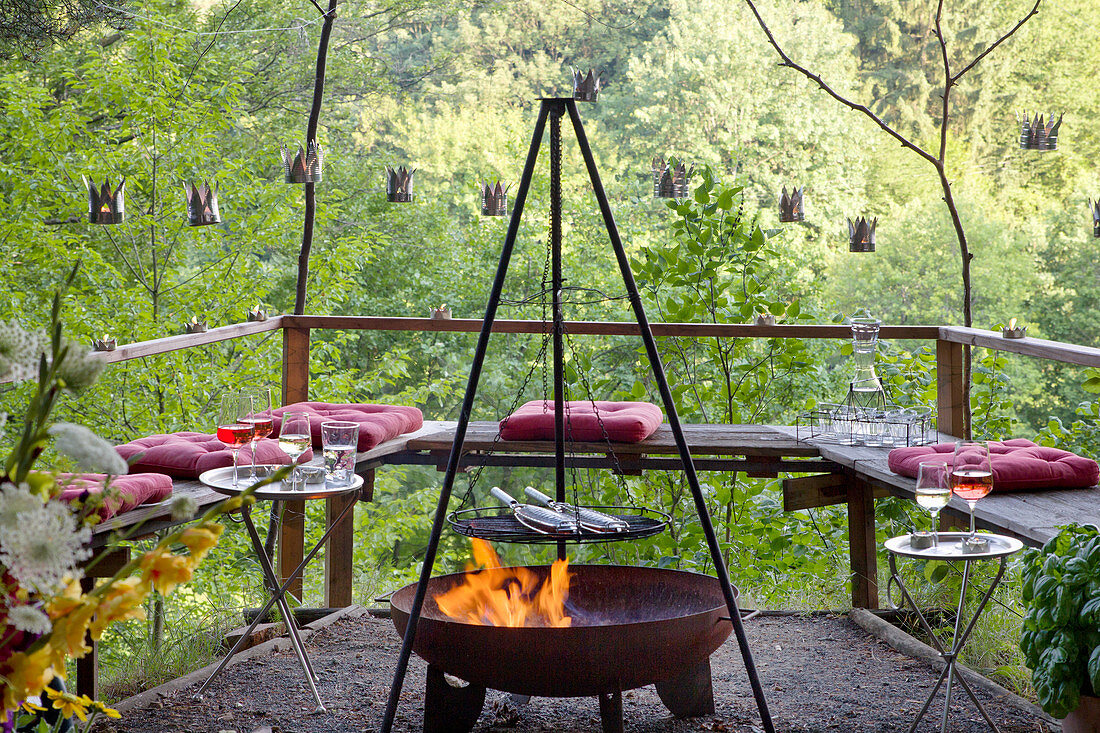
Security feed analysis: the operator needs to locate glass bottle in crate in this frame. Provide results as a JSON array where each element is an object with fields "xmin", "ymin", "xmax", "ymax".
[{"xmin": 846, "ymin": 315, "xmax": 886, "ymax": 443}]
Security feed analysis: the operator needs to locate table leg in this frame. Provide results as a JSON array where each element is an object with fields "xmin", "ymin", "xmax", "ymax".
[
  {"xmin": 889, "ymin": 554, "xmax": 1006, "ymax": 733},
  {"xmin": 196, "ymin": 497, "xmax": 358, "ymax": 711},
  {"xmin": 847, "ymin": 478, "xmax": 878, "ymax": 608}
]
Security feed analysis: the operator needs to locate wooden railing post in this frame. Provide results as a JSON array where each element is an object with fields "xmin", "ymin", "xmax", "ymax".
[
  {"xmin": 280, "ymin": 326, "xmax": 311, "ymax": 600},
  {"xmin": 936, "ymin": 338, "xmax": 968, "ymax": 439}
]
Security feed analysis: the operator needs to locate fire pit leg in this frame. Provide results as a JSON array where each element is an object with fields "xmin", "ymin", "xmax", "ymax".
[
  {"xmin": 654, "ymin": 660, "xmax": 715, "ymax": 718},
  {"xmin": 597, "ymin": 691, "xmax": 624, "ymax": 733},
  {"xmin": 424, "ymin": 665, "xmax": 485, "ymax": 733}
]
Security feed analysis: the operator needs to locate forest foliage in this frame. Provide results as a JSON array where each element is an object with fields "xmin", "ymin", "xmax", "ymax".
[{"xmin": 1, "ymin": 0, "xmax": 1099, "ymax": 696}]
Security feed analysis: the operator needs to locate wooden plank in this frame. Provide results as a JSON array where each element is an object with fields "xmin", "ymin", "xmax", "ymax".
[
  {"xmin": 282, "ymin": 326, "xmax": 310, "ymax": 405},
  {"xmin": 939, "ymin": 325, "xmax": 1100, "ymax": 368},
  {"xmin": 324, "ymin": 490, "xmax": 357, "ymax": 608},
  {"xmin": 936, "ymin": 339, "xmax": 967, "ymax": 439},
  {"xmin": 784, "ymin": 474, "xmax": 849, "ymax": 511},
  {"xmin": 281, "ymin": 315, "xmax": 940, "ymax": 341},
  {"xmin": 90, "ymin": 317, "xmax": 283, "ymax": 364},
  {"xmin": 847, "ymin": 477, "xmax": 878, "ymax": 609},
  {"xmin": 278, "ymin": 500, "xmax": 306, "ymax": 602},
  {"xmin": 405, "ymin": 422, "xmax": 818, "ymax": 458},
  {"xmin": 744, "ymin": 456, "xmax": 778, "ymax": 478}
]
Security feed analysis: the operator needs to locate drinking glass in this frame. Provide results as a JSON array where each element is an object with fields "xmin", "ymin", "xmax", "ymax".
[
  {"xmin": 321, "ymin": 421, "xmax": 359, "ymax": 487},
  {"xmin": 217, "ymin": 394, "xmax": 255, "ymax": 488},
  {"xmin": 950, "ymin": 440, "xmax": 993, "ymax": 548},
  {"xmin": 914, "ymin": 460, "xmax": 950, "ymax": 547},
  {"xmin": 278, "ymin": 411, "xmax": 312, "ymax": 490},
  {"xmin": 242, "ymin": 388, "xmax": 273, "ymax": 480}
]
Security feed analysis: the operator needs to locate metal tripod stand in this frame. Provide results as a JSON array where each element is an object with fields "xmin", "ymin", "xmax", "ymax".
[{"xmin": 379, "ymin": 97, "xmax": 775, "ymax": 733}]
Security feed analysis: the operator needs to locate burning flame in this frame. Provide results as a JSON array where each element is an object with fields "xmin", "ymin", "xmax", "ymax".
[
  {"xmin": 1008, "ymin": 317, "xmax": 1018, "ymax": 330},
  {"xmin": 435, "ymin": 539, "xmax": 573, "ymax": 628}
]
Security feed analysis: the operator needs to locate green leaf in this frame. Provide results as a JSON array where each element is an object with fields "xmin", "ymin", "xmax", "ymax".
[
  {"xmin": 929, "ymin": 564, "xmax": 949, "ymax": 584},
  {"xmin": 1089, "ymin": 644, "xmax": 1100, "ymax": 694}
]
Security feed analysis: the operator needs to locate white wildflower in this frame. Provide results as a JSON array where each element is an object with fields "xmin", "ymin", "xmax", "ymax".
[
  {"xmin": 55, "ymin": 337, "xmax": 105, "ymax": 393},
  {"xmin": 48, "ymin": 423, "xmax": 128, "ymax": 476},
  {"xmin": 169, "ymin": 495, "xmax": 198, "ymax": 521},
  {"xmin": 0, "ymin": 482, "xmax": 46, "ymax": 531},
  {"xmin": 7, "ymin": 604, "xmax": 52, "ymax": 636},
  {"xmin": 169, "ymin": 493, "xmax": 200, "ymax": 521},
  {"xmin": 0, "ymin": 321, "xmax": 42, "ymax": 383},
  {"xmin": 0, "ymin": 498, "xmax": 90, "ymax": 595}
]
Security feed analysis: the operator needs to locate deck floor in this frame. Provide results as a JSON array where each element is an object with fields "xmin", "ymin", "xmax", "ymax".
[{"xmin": 103, "ymin": 610, "xmax": 1050, "ymax": 733}]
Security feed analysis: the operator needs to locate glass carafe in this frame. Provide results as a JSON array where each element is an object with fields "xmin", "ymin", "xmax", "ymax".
[{"xmin": 846, "ymin": 315, "xmax": 886, "ymax": 442}]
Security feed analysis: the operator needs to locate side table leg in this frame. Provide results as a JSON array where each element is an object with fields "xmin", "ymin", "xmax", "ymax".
[{"xmin": 241, "ymin": 505, "xmax": 326, "ymax": 712}]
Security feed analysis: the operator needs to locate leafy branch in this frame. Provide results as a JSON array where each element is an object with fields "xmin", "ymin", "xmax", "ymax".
[{"xmin": 742, "ymin": 0, "xmax": 1045, "ymax": 437}]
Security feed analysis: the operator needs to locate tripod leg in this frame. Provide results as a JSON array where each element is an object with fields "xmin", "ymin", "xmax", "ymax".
[
  {"xmin": 565, "ymin": 98, "xmax": 775, "ymax": 733},
  {"xmin": 378, "ymin": 99, "xmax": 553, "ymax": 733}
]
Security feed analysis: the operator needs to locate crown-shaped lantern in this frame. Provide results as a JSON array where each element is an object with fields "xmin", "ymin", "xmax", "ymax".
[
  {"xmin": 1091, "ymin": 199, "xmax": 1100, "ymax": 239},
  {"xmin": 779, "ymin": 186, "xmax": 804, "ymax": 223},
  {"xmin": 848, "ymin": 216, "xmax": 877, "ymax": 253},
  {"xmin": 183, "ymin": 181, "xmax": 221, "ymax": 226},
  {"xmin": 652, "ymin": 157, "xmax": 693, "ymax": 199},
  {"xmin": 572, "ymin": 68, "xmax": 601, "ymax": 102},
  {"xmin": 1018, "ymin": 112, "xmax": 1063, "ymax": 151},
  {"xmin": 282, "ymin": 141, "xmax": 323, "ymax": 183},
  {"xmin": 83, "ymin": 176, "xmax": 125, "ymax": 225},
  {"xmin": 386, "ymin": 166, "xmax": 415, "ymax": 203},
  {"xmin": 481, "ymin": 180, "xmax": 508, "ymax": 216}
]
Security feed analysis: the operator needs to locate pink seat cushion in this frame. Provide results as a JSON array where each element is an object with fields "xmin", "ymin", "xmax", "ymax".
[
  {"xmin": 888, "ymin": 439, "xmax": 1099, "ymax": 491},
  {"xmin": 499, "ymin": 400, "xmax": 663, "ymax": 443},
  {"xmin": 55, "ymin": 472, "xmax": 173, "ymax": 520},
  {"xmin": 115, "ymin": 432, "xmax": 313, "ymax": 479},
  {"xmin": 269, "ymin": 402, "xmax": 424, "ymax": 452}
]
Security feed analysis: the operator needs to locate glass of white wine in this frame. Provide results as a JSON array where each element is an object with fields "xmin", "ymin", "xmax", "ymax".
[
  {"xmin": 915, "ymin": 460, "xmax": 951, "ymax": 547},
  {"xmin": 277, "ymin": 411, "xmax": 312, "ymax": 490}
]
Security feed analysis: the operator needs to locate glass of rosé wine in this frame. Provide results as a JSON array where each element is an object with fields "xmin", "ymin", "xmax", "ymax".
[
  {"xmin": 217, "ymin": 394, "xmax": 255, "ymax": 487},
  {"xmin": 950, "ymin": 440, "xmax": 993, "ymax": 549},
  {"xmin": 241, "ymin": 388, "xmax": 273, "ymax": 480}
]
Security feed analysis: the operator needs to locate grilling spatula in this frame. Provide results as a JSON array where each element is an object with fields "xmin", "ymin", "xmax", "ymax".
[
  {"xmin": 489, "ymin": 486, "xmax": 578, "ymax": 535},
  {"xmin": 523, "ymin": 486, "xmax": 629, "ymax": 533}
]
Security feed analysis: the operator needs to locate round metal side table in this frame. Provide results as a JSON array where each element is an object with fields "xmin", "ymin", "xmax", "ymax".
[
  {"xmin": 194, "ymin": 466, "xmax": 364, "ymax": 712},
  {"xmin": 884, "ymin": 532, "xmax": 1024, "ymax": 733}
]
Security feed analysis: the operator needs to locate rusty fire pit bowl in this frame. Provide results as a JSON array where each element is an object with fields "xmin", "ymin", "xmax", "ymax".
[{"xmin": 390, "ymin": 564, "xmax": 734, "ymax": 698}]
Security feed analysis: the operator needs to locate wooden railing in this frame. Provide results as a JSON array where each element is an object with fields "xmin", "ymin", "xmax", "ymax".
[
  {"xmin": 91, "ymin": 315, "xmax": 1100, "ymax": 595},
  {"xmin": 93, "ymin": 315, "xmax": 1100, "ymax": 442}
]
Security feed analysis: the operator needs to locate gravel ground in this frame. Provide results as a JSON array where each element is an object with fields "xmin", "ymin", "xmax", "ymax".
[{"xmin": 94, "ymin": 610, "xmax": 1052, "ymax": 733}]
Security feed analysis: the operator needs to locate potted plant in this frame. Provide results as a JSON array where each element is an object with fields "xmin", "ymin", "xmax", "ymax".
[{"xmin": 1019, "ymin": 523, "xmax": 1100, "ymax": 730}]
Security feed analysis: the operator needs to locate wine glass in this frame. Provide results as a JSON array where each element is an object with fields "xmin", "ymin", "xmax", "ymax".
[
  {"xmin": 277, "ymin": 410, "xmax": 312, "ymax": 489},
  {"xmin": 914, "ymin": 460, "xmax": 950, "ymax": 547},
  {"xmin": 242, "ymin": 388, "xmax": 273, "ymax": 480},
  {"xmin": 217, "ymin": 394, "xmax": 255, "ymax": 488},
  {"xmin": 950, "ymin": 440, "xmax": 993, "ymax": 548}
]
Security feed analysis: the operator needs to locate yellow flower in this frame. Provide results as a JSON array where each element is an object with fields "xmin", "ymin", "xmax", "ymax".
[
  {"xmin": 48, "ymin": 599, "xmax": 97, "ymax": 668},
  {"xmin": 19, "ymin": 699, "xmax": 45, "ymax": 714},
  {"xmin": 179, "ymin": 522, "xmax": 223, "ymax": 560},
  {"xmin": 88, "ymin": 699, "xmax": 121, "ymax": 719},
  {"xmin": 1, "ymin": 644, "xmax": 55, "ymax": 713},
  {"xmin": 46, "ymin": 578, "xmax": 84, "ymax": 619},
  {"xmin": 45, "ymin": 687, "xmax": 90, "ymax": 721},
  {"xmin": 139, "ymin": 547, "xmax": 193, "ymax": 595},
  {"xmin": 89, "ymin": 577, "xmax": 147, "ymax": 639}
]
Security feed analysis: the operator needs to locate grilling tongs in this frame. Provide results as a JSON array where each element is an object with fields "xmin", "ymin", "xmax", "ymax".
[
  {"xmin": 523, "ymin": 487, "xmax": 629, "ymax": 533},
  {"xmin": 489, "ymin": 487, "xmax": 578, "ymax": 535}
]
